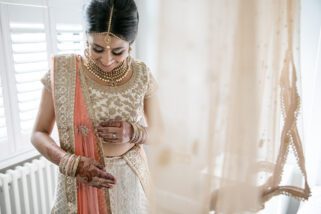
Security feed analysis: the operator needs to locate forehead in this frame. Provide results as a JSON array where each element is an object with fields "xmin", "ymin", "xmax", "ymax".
[{"xmin": 87, "ymin": 34, "xmax": 129, "ymax": 47}]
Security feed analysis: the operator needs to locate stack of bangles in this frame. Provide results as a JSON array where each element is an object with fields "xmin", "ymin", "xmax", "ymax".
[
  {"xmin": 130, "ymin": 123, "xmax": 148, "ymax": 144},
  {"xmin": 59, "ymin": 153, "xmax": 81, "ymax": 177}
]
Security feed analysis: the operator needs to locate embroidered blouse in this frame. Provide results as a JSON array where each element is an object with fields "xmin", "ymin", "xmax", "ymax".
[{"xmin": 41, "ymin": 57, "xmax": 158, "ymax": 126}]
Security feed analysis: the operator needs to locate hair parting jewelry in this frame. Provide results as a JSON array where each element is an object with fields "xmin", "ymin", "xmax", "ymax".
[{"xmin": 104, "ymin": 4, "xmax": 114, "ymax": 49}]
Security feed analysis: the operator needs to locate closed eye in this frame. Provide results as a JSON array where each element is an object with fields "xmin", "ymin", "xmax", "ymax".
[
  {"xmin": 92, "ymin": 47, "xmax": 104, "ymax": 53},
  {"xmin": 112, "ymin": 51, "xmax": 124, "ymax": 56}
]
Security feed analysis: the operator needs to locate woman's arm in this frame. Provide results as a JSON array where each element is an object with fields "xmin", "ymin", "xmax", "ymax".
[
  {"xmin": 31, "ymin": 87, "xmax": 116, "ymax": 188},
  {"xmin": 31, "ymin": 88, "xmax": 65, "ymax": 165},
  {"xmin": 144, "ymin": 95, "xmax": 164, "ymax": 143},
  {"xmin": 144, "ymin": 95, "xmax": 159, "ymax": 127}
]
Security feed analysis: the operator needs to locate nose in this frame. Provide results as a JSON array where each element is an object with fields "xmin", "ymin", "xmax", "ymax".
[{"xmin": 100, "ymin": 52, "xmax": 113, "ymax": 66}]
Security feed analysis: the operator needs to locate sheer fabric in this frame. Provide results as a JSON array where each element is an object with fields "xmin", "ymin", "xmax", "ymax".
[{"xmin": 147, "ymin": 0, "xmax": 310, "ymax": 213}]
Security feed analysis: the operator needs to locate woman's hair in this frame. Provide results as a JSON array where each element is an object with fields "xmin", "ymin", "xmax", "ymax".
[{"xmin": 84, "ymin": 0, "xmax": 139, "ymax": 43}]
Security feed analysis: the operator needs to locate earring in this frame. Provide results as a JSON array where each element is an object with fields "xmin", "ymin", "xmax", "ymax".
[
  {"xmin": 129, "ymin": 46, "xmax": 132, "ymax": 54},
  {"xmin": 84, "ymin": 48, "xmax": 90, "ymax": 58},
  {"xmin": 84, "ymin": 42, "xmax": 90, "ymax": 58}
]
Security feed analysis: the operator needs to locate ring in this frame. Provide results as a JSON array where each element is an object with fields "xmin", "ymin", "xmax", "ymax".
[{"xmin": 112, "ymin": 133, "xmax": 116, "ymax": 139}]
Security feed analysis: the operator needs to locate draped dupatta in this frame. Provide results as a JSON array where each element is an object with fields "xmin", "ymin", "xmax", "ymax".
[
  {"xmin": 51, "ymin": 55, "xmax": 111, "ymax": 213},
  {"xmin": 74, "ymin": 56, "xmax": 111, "ymax": 214}
]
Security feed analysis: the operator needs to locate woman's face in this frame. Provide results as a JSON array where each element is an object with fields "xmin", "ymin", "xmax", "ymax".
[{"xmin": 87, "ymin": 33, "xmax": 130, "ymax": 72}]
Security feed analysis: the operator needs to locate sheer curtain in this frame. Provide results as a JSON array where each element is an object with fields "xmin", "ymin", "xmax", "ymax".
[{"xmin": 146, "ymin": 0, "xmax": 311, "ymax": 213}]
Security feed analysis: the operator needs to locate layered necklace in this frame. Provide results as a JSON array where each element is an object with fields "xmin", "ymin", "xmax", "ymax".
[{"xmin": 84, "ymin": 55, "xmax": 131, "ymax": 87}]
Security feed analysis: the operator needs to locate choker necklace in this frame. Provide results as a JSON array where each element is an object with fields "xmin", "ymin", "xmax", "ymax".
[{"xmin": 84, "ymin": 56, "xmax": 131, "ymax": 86}]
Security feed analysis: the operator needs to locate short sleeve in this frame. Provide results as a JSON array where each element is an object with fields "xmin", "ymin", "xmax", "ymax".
[
  {"xmin": 145, "ymin": 69, "xmax": 158, "ymax": 99},
  {"xmin": 41, "ymin": 70, "xmax": 52, "ymax": 92}
]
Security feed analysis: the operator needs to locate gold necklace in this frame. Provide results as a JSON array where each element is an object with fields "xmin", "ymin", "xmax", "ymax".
[{"xmin": 84, "ymin": 56, "xmax": 131, "ymax": 86}]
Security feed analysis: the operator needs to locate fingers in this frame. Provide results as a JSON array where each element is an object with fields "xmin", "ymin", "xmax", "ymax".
[
  {"xmin": 96, "ymin": 119, "xmax": 133, "ymax": 144},
  {"xmin": 95, "ymin": 169, "xmax": 116, "ymax": 183},
  {"xmin": 97, "ymin": 128, "xmax": 123, "ymax": 143},
  {"xmin": 91, "ymin": 162, "xmax": 115, "ymax": 182},
  {"xmin": 93, "ymin": 162, "xmax": 105, "ymax": 170},
  {"xmin": 78, "ymin": 176, "xmax": 115, "ymax": 189},
  {"xmin": 98, "ymin": 131, "xmax": 121, "ymax": 143},
  {"xmin": 101, "ymin": 133, "xmax": 118, "ymax": 140},
  {"xmin": 90, "ymin": 177, "xmax": 115, "ymax": 189},
  {"xmin": 76, "ymin": 163, "xmax": 117, "ymax": 189},
  {"xmin": 100, "ymin": 119, "xmax": 123, "ymax": 128},
  {"xmin": 99, "ymin": 121, "xmax": 121, "ymax": 128},
  {"xmin": 97, "ymin": 127, "xmax": 120, "ymax": 134}
]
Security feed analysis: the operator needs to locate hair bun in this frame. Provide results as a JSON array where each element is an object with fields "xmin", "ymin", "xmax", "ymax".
[
  {"xmin": 112, "ymin": 0, "xmax": 136, "ymax": 11},
  {"xmin": 85, "ymin": 0, "xmax": 139, "ymax": 42}
]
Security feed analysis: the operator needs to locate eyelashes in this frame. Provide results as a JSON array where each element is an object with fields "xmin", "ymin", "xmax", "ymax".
[
  {"xmin": 92, "ymin": 48, "xmax": 125, "ymax": 56},
  {"xmin": 92, "ymin": 48, "xmax": 104, "ymax": 53},
  {"xmin": 113, "ymin": 51, "xmax": 124, "ymax": 56}
]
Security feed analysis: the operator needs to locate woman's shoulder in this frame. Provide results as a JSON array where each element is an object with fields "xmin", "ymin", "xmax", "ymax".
[{"xmin": 131, "ymin": 58, "xmax": 150, "ymax": 75}]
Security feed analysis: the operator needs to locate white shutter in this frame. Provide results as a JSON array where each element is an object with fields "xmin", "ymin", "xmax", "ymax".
[
  {"xmin": 56, "ymin": 24, "xmax": 84, "ymax": 54},
  {"xmin": 0, "ymin": 0, "xmax": 86, "ymax": 168},
  {"xmin": 10, "ymin": 23, "xmax": 48, "ymax": 135},
  {"xmin": 0, "ymin": 4, "xmax": 49, "ymax": 167},
  {"xmin": 0, "ymin": 76, "xmax": 8, "ymax": 143}
]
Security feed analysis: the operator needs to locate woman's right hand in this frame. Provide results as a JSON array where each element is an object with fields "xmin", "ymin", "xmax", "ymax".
[{"xmin": 75, "ymin": 156, "xmax": 116, "ymax": 189}]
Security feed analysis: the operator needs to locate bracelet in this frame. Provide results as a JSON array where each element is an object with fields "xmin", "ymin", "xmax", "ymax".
[
  {"xmin": 59, "ymin": 153, "xmax": 70, "ymax": 175},
  {"xmin": 59, "ymin": 153, "xmax": 81, "ymax": 177},
  {"xmin": 130, "ymin": 123, "xmax": 148, "ymax": 144},
  {"xmin": 72, "ymin": 156, "xmax": 81, "ymax": 177}
]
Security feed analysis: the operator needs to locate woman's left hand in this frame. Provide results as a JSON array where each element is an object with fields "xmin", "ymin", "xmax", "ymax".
[{"xmin": 97, "ymin": 117, "xmax": 133, "ymax": 144}]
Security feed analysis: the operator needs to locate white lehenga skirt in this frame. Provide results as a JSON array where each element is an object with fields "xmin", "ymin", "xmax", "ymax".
[{"xmin": 105, "ymin": 156, "xmax": 149, "ymax": 214}]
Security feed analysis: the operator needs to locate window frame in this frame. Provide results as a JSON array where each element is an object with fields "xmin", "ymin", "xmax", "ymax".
[{"xmin": 0, "ymin": 0, "xmax": 84, "ymax": 169}]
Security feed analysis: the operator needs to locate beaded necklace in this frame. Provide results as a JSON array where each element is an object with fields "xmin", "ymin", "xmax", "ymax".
[{"xmin": 84, "ymin": 56, "xmax": 131, "ymax": 87}]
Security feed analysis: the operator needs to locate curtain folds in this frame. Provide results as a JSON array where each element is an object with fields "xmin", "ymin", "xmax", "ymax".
[{"xmin": 147, "ymin": 0, "xmax": 310, "ymax": 213}]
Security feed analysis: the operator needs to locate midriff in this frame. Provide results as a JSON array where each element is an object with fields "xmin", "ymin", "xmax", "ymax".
[{"xmin": 102, "ymin": 142, "xmax": 136, "ymax": 157}]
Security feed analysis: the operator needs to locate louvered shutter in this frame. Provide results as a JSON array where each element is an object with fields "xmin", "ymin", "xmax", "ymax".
[
  {"xmin": 11, "ymin": 22, "xmax": 48, "ymax": 136},
  {"xmin": 56, "ymin": 24, "xmax": 84, "ymax": 54},
  {"xmin": 0, "ymin": 3, "xmax": 49, "ymax": 167},
  {"xmin": 0, "ymin": 0, "xmax": 86, "ymax": 168},
  {"xmin": 0, "ymin": 76, "xmax": 8, "ymax": 143}
]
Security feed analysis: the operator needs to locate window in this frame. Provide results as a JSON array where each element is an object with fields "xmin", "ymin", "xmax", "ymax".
[
  {"xmin": 56, "ymin": 24, "xmax": 84, "ymax": 54},
  {"xmin": 0, "ymin": 76, "xmax": 8, "ymax": 144},
  {"xmin": 0, "ymin": 0, "xmax": 85, "ymax": 169}
]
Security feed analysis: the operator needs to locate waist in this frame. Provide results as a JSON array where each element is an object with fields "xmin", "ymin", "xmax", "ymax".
[{"xmin": 102, "ymin": 142, "xmax": 136, "ymax": 157}]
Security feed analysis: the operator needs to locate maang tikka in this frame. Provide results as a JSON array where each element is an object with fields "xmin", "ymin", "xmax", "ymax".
[
  {"xmin": 90, "ymin": 3, "xmax": 122, "ymax": 49},
  {"xmin": 104, "ymin": 4, "xmax": 114, "ymax": 49}
]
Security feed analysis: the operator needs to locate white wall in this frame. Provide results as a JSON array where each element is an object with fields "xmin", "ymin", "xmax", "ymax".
[
  {"xmin": 300, "ymin": 0, "xmax": 321, "ymax": 186},
  {"xmin": 135, "ymin": 0, "xmax": 159, "ymax": 74}
]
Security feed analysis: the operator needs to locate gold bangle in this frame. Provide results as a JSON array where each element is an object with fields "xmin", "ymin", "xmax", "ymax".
[
  {"xmin": 59, "ymin": 153, "xmax": 71, "ymax": 175},
  {"xmin": 71, "ymin": 156, "xmax": 81, "ymax": 177}
]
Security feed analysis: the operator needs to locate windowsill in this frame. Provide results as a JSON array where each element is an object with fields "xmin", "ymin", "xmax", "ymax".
[{"xmin": 0, "ymin": 149, "xmax": 41, "ymax": 172}]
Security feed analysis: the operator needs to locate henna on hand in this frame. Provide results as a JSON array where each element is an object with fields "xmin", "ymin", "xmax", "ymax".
[
  {"xmin": 76, "ymin": 156, "xmax": 116, "ymax": 189},
  {"xmin": 97, "ymin": 117, "xmax": 133, "ymax": 144}
]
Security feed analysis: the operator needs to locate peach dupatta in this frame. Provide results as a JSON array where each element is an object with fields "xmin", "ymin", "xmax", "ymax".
[{"xmin": 73, "ymin": 56, "xmax": 111, "ymax": 214}]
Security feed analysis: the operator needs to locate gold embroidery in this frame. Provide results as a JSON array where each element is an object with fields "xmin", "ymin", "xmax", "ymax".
[
  {"xmin": 81, "ymin": 57, "xmax": 149, "ymax": 125},
  {"xmin": 79, "ymin": 58, "xmax": 113, "ymax": 211},
  {"xmin": 49, "ymin": 54, "xmax": 155, "ymax": 213},
  {"xmin": 122, "ymin": 145, "xmax": 151, "ymax": 198},
  {"xmin": 78, "ymin": 125, "xmax": 89, "ymax": 136},
  {"xmin": 52, "ymin": 54, "xmax": 78, "ymax": 213}
]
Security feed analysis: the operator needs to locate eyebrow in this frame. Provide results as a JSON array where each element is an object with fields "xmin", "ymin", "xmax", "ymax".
[{"xmin": 93, "ymin": 43, "xmax": 125, "ymax": 51}]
